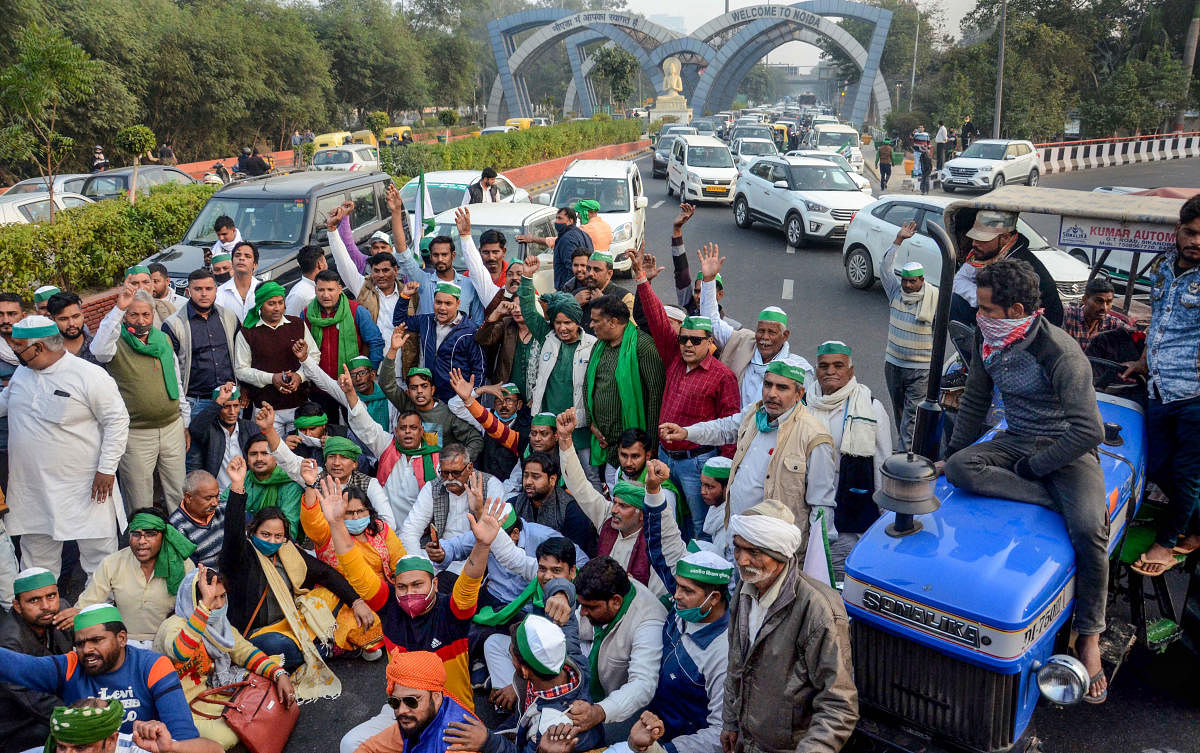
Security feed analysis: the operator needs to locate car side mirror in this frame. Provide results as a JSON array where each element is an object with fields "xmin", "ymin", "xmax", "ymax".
[
  {"xmin": 773, "ymin": 180, "xmax": 789, "ymax": 189},
  {"xmin": 636, "ymin": 196, "xmax": 648, "ymax": 209},
  {"xmin": 1004, "ymin": 154, "xmax": 1015, "ymax": 160},
  {"xmin": 535, "ymin": 193, "xmax": 550, "ymax": 205},
  {"xmin": 314, "ymin": 226, "xmax": 329, "ymax": 243}
]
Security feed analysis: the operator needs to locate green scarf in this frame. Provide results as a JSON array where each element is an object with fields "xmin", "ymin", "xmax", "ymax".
[
  {"xmin": 588, "ymin": 586, "xmax": 636, "ymax": 701},
  {"xmin": 44, "ymin": 699, "xmax": 124, "ymax": 753},
  {"xmin": 361, "ymin": 383, "xmax": 391, "ymax": 430},
  {"xmin": 306, "ymin": 294, "xmax": 359, "ymax": 373},
  {"xmin": 584, "ymin": 322, "xmax": 644, "ymax": 465},
  {"xmin": 399, "ymin": 438, "xmax": 440, "ymax": 483},
  {"xmin": 246, "ymin": 467, "xmax": 304, "ymax": 539},
  {"xmin": 120, "ymin": 327, "xmax": 179, "ymax": 400},
  {"xmin": 473, "ymin": 578, "xmax": 545, "ymax": 626},
  {"xmin": 127, "ymin": 512, "xmax": 196, "ymax": 595}
]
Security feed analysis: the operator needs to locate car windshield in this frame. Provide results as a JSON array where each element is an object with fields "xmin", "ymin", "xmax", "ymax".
[
  {"xmin": 788, "ymin": 165, "xmax": 859, "ymax": 192},
  {"xmin": 313, "ymin": 150, "xmax": 352, "ymax": 165},
  {"xmin": 186, "ymin": 197, "xmax": 309, "ymax": 245},
  {"xmin": 803, "ymin": 152, "xmax": 853, "ymax": 171},
  {"xmin": 816, "ymin": 131, "xmax": 859, "ymax": 148},
  {"xmin": 83, "ymin": 175, "xmax": 128, "ymax": 196},
  {"xmin": 656, "ymin": 135, "xmax": 677, "ymax": 152},
  {"xmin": 960, "ymin": 142, "xmax": 1008, "ymax": 160},
  {"xmin": 687, "ymin": 146, "xmax": 733, "ymax": 168},
  {"xmin": 555, "ymin": 177, "xmax": 629, "ymax": 212},
  {"xmin": 7, "ymin": 180, "xmax": 50, "ymax": 195},
  {"xmin": 399, "ymin": 181, "xmax": 469, "ymax": 214},
  {"xmin": 741, "ymin": 141, "xmax": 777, "ymax": 156}
]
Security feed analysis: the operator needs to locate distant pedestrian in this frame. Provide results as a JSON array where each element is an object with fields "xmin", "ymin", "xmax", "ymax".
[
  {"xmin": 291, "ymin": 130, "xmax": 302, "ymax": 149},
  {"xmin": 961, "ymin": 116, "xmax": 977, "ymax": 149},
  {"xmin": 158, "ymin": 142, "xmax": 176, "ymax": 165},
  {"xmin": 918, "ymin": 145, "xmax": 933, "ymax": 195},
  {"xmin": 303, "ymin": 129, "xmax": 315, "ymax": 143},
  {"xmin": 934, "ymin": 121, "xmax": 948, "ymax": 170},
  {"xmin": 876, "ymin": 140, "xmax": 893, "ymax": 191}
]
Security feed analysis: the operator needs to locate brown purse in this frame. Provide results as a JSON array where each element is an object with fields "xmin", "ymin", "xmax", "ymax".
[{"xmin": 190, "ymin": 673, "xmax": 299, "ymax": 753}]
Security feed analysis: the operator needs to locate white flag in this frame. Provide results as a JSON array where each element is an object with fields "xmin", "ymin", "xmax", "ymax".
[
  {"xmin": 803, "ymin": 507, "xmax": 835, "ymax": 588},
  {"xmin": 410, "ymin": 170, "xmax": 434, "ymax": 248}
]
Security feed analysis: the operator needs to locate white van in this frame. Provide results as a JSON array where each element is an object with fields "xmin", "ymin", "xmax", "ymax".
[
  {"xmin": 806, "ymin": 123, "xmax": 863, "ymax": 173},
  {"xmin": 666, "ymin": 134, "xmax": 738, "ymax": 204}
]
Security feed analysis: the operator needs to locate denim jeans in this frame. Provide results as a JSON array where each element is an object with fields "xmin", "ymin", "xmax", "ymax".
[
  {"xmin": 249, "ymin": 631, "xmax": 328, "ymax": 671},
  {"xmin": 1148, "ymin": 395, "xmax": 1200, "ymax": 548},
  {"xmin": 664, "ymin": 449, "xmax": 718, "ymax": 540},
  {"xmin": 184, "ymin": 397, "xmax": 215, "ymax": 472}
]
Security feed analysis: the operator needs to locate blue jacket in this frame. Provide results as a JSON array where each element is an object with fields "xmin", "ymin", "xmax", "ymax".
[
  {"xmin": 553, "ymin": 224, "xmax": 593, "ymax": 291},
  {"xmin": 406, "ymin": 693, "xmax": 478, "ymax": 753},
  {"xmin": 394, "ymin": 308, "xmax": 486, "ymax": 402},
  {"xmin": 1146, "ymin": 249, "xmax": 1200, "ymax": 404}
]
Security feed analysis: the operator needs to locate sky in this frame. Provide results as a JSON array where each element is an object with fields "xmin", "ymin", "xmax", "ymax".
[{"xmin": 626, "ymin": 0, "xmax": 978, "ymax": 68}]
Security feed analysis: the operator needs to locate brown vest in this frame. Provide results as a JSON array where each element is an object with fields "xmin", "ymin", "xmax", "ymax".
[{"xmin": 240, "ymin": 319, "xmax": 310, "ymax": 409}]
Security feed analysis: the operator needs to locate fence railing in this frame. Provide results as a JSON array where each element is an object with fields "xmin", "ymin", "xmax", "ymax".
[{"xmin": 1034, "ymin": 132, "xmax": 1200, "ymax": 174}]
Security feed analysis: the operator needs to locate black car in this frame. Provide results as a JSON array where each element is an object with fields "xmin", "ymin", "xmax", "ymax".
[
  {"xmin": 652, "ymin": 134, "xmax": 678, "ymax": 178},
  {"xmin": 142, "ymin": 171, "xmax": 396, "ymax": 291},
  {"xmin": 81, "ymin": 165, "xmax": 197, "ymax": 201}
]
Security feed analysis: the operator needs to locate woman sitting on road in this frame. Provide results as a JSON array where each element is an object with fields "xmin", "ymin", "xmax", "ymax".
[
  {"xmin": 154, "ymin": 564, "xmax": 297, "ymax": 749},
  {"xmin": 219, "ymin": 453, "xmax": 379, "ymax": 700}
]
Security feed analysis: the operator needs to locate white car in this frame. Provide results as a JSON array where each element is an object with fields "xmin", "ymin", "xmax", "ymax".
[
  {"xmin": 787, "ymin": 150, "xmax": 872, "ymax": 194},
  {"xmin": 805, "ymin": 123, "xmax": 864, "ymax": 173},
  {"xmin": 732, "ymin": 155, "xmax": 875, "ymax": 247},
  {"xmin": 311, "ymin": 146, "xmax": 380, "ymax": 172},
  {"xmin": 666, "ymin": 135, "xmax": 738, "ymax": 205},
  {"xmin": 0, "ymin": 192, "xmax": 92, "ymax": 224},
  {"xmin": 4, "ymin": 173, "xmax": 90, "ymax": 196},
  {"xmin": 399, "ymin": 169, "xmax": 529, "ymax": 224},
  {"xmin": 840, "ymin": 195, "xmax": 1091, "ymax": 301},
  {"xmin": 940, "ymin": 139, "xmax": 1042, "ymax": 192},
  {"xmin": 538, "ymin": 159, "xmax": 649, "ymax": 273},
  {"xmin": 731, "ymin": 138, "xmax": 778, "ymax": 172}
]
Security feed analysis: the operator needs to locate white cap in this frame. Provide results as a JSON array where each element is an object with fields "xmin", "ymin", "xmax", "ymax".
[
  {"xmin": 663, "ymin": 305, "xmax": 686, "ymax": 323},
  {"xmin": 368, "ymin": 231, "xmax": 392, "ymax": 246},
  {"xmin": 515, "ymin": 615, "xmax": 567, "ymax": 675}
]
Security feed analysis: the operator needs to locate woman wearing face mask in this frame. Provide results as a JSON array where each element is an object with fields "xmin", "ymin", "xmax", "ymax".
[
  {"xmin": 154, "ymin": 564, "xmax": 297, "ymax": 749},
  {"xmin": 218, "ymin": 455, "xmax": 377, "ymax": 691},
  {"xmin": 639, "ymin": 459, "xmax": 733, "ymax": 753}
]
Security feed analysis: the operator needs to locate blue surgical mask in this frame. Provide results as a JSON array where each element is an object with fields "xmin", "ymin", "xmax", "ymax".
[
  {"xmin": 345, "ymin": 516, "xmax": 371, "ymax": 535},
  {"xmin": 251, "ymin": 536, "xmax": 283, "ymax": 557},
  {"xmin": 674, "ymin": 593, "xmax": 715, "ymax": 623},
  {"xmin": 208, "ymin": 603, "xmax": 229, "ymax": 623}
]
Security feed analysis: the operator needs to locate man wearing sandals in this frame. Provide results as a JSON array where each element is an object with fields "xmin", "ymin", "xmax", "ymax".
[
  {"xmin": 942, "ymin": 259, "xmax": 1110, "ymax": 703},
  {"xmin": 1123, "ymin": 194, "xmax": 1200, "ymax": 576}
]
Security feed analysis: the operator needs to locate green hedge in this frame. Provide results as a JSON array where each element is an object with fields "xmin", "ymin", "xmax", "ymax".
[
  {"xmin": 0, "ymin": 183, "xmax": 217, "ymax": 296},
  {"xmin": 381, "ymin": 119, "xmax": 642, "ymax": 183}
]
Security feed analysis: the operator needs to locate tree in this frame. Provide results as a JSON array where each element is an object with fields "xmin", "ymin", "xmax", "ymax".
[
  {"xmin": 742, "ymin": 63, "xmax": 772, "ymax": 105},
  {"xmin": 114, "ymin": 124, "xmax": 155, "ymax": 204},
  {"xmin": 818, "ymin": 0, "xmax": 946, "ymax": 93},
  {"xmin": 0, "ymin": 25, "xmax": 97, "ymax": 223},
  {"xmin": 591, "ymin": 46, "xmax": 638, "ymax": 110},
  {"xmin": 366, "ymin": 111, "xmax": 390, "ymax": 140},
  {"xmin": 437, "ymin": 109, "xmax": 458, "ymax": 127}
]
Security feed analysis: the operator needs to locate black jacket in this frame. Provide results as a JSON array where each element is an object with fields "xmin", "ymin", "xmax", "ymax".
[
  {"xmin": 949, "ymin": 233, "xmax": 1064, "ymax": 329},
  {"xmin": 466, "ymin": 181, "xmax": 499, "ymax": 204},
  {"xmin": 189, "ymin": 400, "xmax": 256, "ymax": 479},
  {"xmin": 478, "ymin": 408, "xmax": 530, "ymax": 482},
  {"xmin": 0, "ymin": 610, "xmax": 72, "ymax": 749},
  {"xmin": 508, "ymin": 487, "xmax": 598, "ymax": 557},
  {"xmin": 552, "ymin": 225, "xmax": 594, "ymax": 290}
]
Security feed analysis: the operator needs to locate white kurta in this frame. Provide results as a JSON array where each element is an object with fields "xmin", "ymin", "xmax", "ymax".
[{"xmin": 0, "ymin": 353, "xmax": 130, "ymax": 540}]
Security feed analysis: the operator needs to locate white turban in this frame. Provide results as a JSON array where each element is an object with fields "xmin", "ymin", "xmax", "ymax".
[{"xmin": 729, "ymin": 499, "xmax": 803, "ymax": 561}]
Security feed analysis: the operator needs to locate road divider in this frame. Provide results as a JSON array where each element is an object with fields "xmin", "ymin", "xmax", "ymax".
[{"xmin": 1037, "ymin": 133, "xmax": 1200, "ymax": 174}]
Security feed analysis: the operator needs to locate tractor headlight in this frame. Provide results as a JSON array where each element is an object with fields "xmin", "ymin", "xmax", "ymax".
[{"xmin": 1036, "ymin": 654, "xmax": 1090, "ymax": 705}]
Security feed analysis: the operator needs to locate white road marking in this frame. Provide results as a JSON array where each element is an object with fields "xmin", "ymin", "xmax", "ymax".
[
  {"xmin": 782, "ymin": 279, "xmax": 794, "ymax": 300},
  {"xmin": 652, "ymin": 200, "xmax": 665, "ymax": 209}
]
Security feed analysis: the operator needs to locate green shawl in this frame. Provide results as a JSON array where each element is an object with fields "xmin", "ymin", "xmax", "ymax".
[
  {"xmin": 127, "ymin": 512, "xmax": 196, "ymax": 595},
  {"xmin": 473, "ymin": 578, "xmax": 545, "ymax": 626},
  {"xmin": 584, "ymin": 321, "xmax": 644, "ymax": 465},
  {"xmin": 398, "ymin": 438, "xmax": 440, "ymax": 483},
  {"xmin": 306, "ymin": 294, "xmax": 359, "ymax": 374},
  {"xmin": 588, "ymin": 586, "xmax": 636, "ymax": 700},
  {"xmin": 246, "ymin": 467, "xmax": 304, "ymax": 539},
  {"xmin": 120, "ymin": 328, "xmax": 179, "ymax": 400},
  {"xmin": 360, "ymin": 383, "xmax": 391, "ymax": 430}
]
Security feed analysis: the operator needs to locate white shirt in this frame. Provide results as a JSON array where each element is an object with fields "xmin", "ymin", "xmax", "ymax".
[
  {"xmin": 935, "ymin": 125, "xmax": 948, "ymax": 144},
  {"xmin": 217, "ymin": 421, "xmax": 241, "ymax": 491},
  {"xmin": 328, "ymin": 228, "xmax": 400, "ymax": 342},
  {"xmin": 457, "ymin": 233, "xmax": 502, "ymax": 307},
  {"xmin": 154, "ymin": 291, "xmax": 188, "ymax": 314},
  {"xmin": 746, "ymin": 567, "xmax": 788, "ymax": 643},
  {"xmin": 215, "ymin": 276, "xmax": 259, "ymax": 322},
  {"xmin": 400, "ymin": 473, "xmax": 505, "ymax": 570},
  {"xmin": 285, "ymin": 277, "xmax": 316, "ymax": 318},
  {"xmin": 435, "ymin": 313, "xmax": 463, "ymax": 351},
  {"xmin": 0, "ymin": 353, "xmax": 130, "ymax": 540},
  {"xmin": 232, "ymin": 316, "xmax": 320, "ymax": 387}
]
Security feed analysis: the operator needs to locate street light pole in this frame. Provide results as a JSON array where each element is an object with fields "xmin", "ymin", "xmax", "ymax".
[
  {"xmin": 992, "ymin": 0, "xmax": 1007, "ymax": 138},
  {"xmin": 909, "ymin": 4, "xmax": 919, "ymax": 111}
]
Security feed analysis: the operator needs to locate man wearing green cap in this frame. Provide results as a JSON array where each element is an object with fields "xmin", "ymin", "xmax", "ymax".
[
  {"xmin": 574, "ymin": 199, "xmax": 613, "ymax": 253},
  {"xmin": 395, "ymin": 233, "xmax": 484, "ymax": 325},
  {"xmin": 91, "ymin": 285, "xmax": 189, "ymax": 514},
  {"xmin": 234, "ymin": 278, "xmax": 318, "ymax": 433},
  {"xmin": 1, "ymin": 315, "xmax": 128, "ymax": 579},
  {"xmin": 396, "ymin": 276, "xmax": 485, "ymax": 402},
  {"xmin": 33, "ymin": 285, "xmax": 61, "ymax": 316},
  {"xmin": 579, "ymin": 250, "xmax": 636, "ymax": 332},
  {"xmin": 0, "ymin": 605, "xmax": 222, "ymax": 753},
  {"xmin": 0, "ymin": 567, "xmax": 73, "ymax": 750}
]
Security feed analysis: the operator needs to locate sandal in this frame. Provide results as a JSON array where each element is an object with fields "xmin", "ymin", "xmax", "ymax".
[
  {"xmin": 1170, "ymin": 536, "xmax": 1200, "ymax": 556},
  {"xmin": 1083, "ymin": 669, "xmax": 1107, "ymax": 704},
  {"xmin": 1131, "ymin": 553, "xmax": 1184, "ymax": 577}
]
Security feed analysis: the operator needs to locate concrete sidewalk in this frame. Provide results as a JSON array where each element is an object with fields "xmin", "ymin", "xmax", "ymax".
[{"xmin": 862, "ymin": 142, "xmax": 917, "ymax": 192}]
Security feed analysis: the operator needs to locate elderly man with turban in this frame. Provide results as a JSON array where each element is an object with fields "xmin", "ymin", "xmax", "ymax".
[
  {"xmin": 518, "ymin": 258, "xmax": 602, "ymax": 485},
  {"xmin": 723, "ymin": 499, "xmax": 858, "ymax": 753},
  {"xmin": 234, "ymin": 280, "xmax": 320, "ymax": 434},
  {"xmin": 354, "ymin": 650, "xmax": 480, "ymax": 753}
]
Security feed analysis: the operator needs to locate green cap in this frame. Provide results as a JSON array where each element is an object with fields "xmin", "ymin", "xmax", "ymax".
[
  {"xmin": 74, "ymin": 604, "xmax": 124, "ymax": 632},
  {"xmin": 589, "ymin": 251, "xmax": 614, "ymax": 266},
  {"xmin": 435, "ymin": 281, "xmax": 461, "ymax": 298},
  {"xmin": 680, "ymin": 316, "xmax": 713, "ymax": 333},
  {"xmin": 323, "ymin": 435, "xmax": 363, "ymax": 460},
  {"xmin": 407, "ymin": 367, "xmax": 434, "ymax": 383},
  {"xmin": 348, "ymin": 355, "xmax": 373, "ymax": 371},
  {"xmin": 675, "ymin": 550, "xmax": 733, "ymax": 585},
  {"xmin": 695, "ymin": 271, "xmax": 724, "ymax": 287},
  {"xmin": 499, "ymin": 383, "xmax": 520, "ymax": 396},
  {"xmin": 212, "ymin": 386, "xmax": 241, "ymax": 401},
  {"xmin": 531, "ymin": 412, "xmax": 557, "ymax": 427},
  {"xmin": 395, "ymin": 555, "xmax": 436, "ymax": 578},
  {"xmin": 293, "ymin": 414, "xmax": 328, "ymax": 429},
  {"xmin": 898, "ymin": 261, "xmax": 925, "ymax": 278},
  {"xmin": 125, "ymin": 265, "xmax": 150, "ymax": 277},
  {"xmin": 611, "ymin": 480, "xmax": 646, "ymax": 510},
  {"xmin": 758, "ymin": 307, "xmax": 788, "ymax": 325},
  {"xmin": 500, "ymin": 503, "xmax": 519, "ymax": 531},
  {"xmin": 765, "ymin": 360, "xmax": 805, "ymax": 385},
  {"xmin": 816, "ymin": 340, "xmax": 852, "ymax": 357},
  {"xmin": 33, "ymin": 286, "xmax": 61, "ymax": 303},
  {"xmin": 211, "ymin": 253, "xmax": 232, "ymax": 264},
  {"xmin": 13, "ymin": 567, "xmax": 56, "ymax": 595},
  {"xmin": 701, "ymin": 456, "xmax": 732, "ymax": 480},
  {"xmin": 12, "ymin": 315, "xmax": 59, "ymax": 340}
]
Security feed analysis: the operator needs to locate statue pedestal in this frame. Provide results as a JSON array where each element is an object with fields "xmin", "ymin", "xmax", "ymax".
[{"xmin": 651, "ymin": 96, "xmax": 691, "ymax": 126}]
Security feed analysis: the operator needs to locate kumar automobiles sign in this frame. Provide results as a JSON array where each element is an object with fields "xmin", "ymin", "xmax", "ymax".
[{"xmin": 1059, "ymin": 217, "xmax": 1177, "ymax": 255}]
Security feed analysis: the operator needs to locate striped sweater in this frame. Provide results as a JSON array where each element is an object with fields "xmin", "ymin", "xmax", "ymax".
[
  {"xmin": 880, "ymin": 243, "xmax": 937, "ymax": 369},
  {"xmin": 153, "ymin": 605, "xmax": 282, "ymax": 699},
  {"xmin": 169, "ymin": 505, "xmax": 225, "ymax": 568}
]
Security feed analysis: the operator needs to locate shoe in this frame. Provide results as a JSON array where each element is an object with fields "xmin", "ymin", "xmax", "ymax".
[{"xmin": 362, "ymin": 648, "xmax": 384, "ymax": 662}]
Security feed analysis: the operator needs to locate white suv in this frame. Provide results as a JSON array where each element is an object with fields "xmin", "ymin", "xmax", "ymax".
[
  {"xmin": 732, "ymin": 155, "xmax": 875, "ymax": 247},
  {"xmin": 539, "ymin": 159, "xmax": 649, "ymax": 270},
  {"xmin": 667, "ymin": 135, "xmax": 738, "ymax": 204},
  {"xmin": 941, "ymin": 139, "xmax": 1042, "ymax": 192}
]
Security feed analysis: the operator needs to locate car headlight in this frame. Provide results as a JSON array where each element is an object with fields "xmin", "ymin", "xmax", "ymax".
[
  {"xmin": 803, "ymin": 200, "xmax": 829, "ymax": 214},
  {"xmin": 258, "ymin": 268, "xmax": 273, "ymax": 281},
  {"xmin": 978, "ymin": 166, "xmax": 992, "ymax": 172},
  {"xmin": 612, "ymin": 222, "xmax": 633, "ymax": 242},
  {"xmin": 687, "ymin": 171, "xmax": 699, "ymax": 183},
  {"xmin": 1036, "ymin": 654, "xmax": 1090, "ymax": 705}
]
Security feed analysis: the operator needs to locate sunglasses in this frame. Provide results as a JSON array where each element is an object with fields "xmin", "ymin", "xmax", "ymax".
[
  {"xmin": 439, "ymin": 465, "xmax": 470, "ymax": 479},
  {"xmin": 387, "ymin": 695, "xmax": 421, "ymax": 711},
  {"xmin": 677, "ymin": 334, "xmax": 709, "ymax": 346}
]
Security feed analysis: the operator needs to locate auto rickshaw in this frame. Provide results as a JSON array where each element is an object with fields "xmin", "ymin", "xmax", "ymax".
[
  {"xmin": 771, "ymin": 122, "xmax": 789, "ymax": 149},
  {"xmin": 313, "ymin": 131, "xmax": 352, "ymax": 148},
  {"xmin": 505, "ymin": 117, "xmax": 534, "ymax": 130}
]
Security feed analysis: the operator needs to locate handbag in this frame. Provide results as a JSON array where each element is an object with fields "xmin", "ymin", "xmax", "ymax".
[{"xmin": 190, "ymin": 672, "xmax": 299, "ymax": 753}]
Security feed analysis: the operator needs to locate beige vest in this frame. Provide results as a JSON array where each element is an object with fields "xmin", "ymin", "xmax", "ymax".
[
  {"xmin": 719, "ymin": 328, "xmax": 758, "ymax": 380},
  {"xmin": 578, "ymin": 580, "xmax": 667, "ymax": 697},
  {"xmin": 727, "ymin": 403, "xmax": 833, "ymax": 552}
]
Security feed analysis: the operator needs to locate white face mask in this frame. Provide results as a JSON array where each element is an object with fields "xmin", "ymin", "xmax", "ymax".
[{"xmin": 298, "ymin": 433, "xmax": 324, "ymax": 448}]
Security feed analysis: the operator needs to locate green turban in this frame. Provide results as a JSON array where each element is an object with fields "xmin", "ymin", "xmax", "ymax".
[
  {"xmin": 611, "ymin": 480, "xmax": 646, "ymax": 510},
  {"xmin": 539, "ymin": 291, "xmax": 583, "ymax": 325},
  {"xmin": 127, "ymin": 512, "xmax": 197, "ymax": 595},
  {"xmin": 323, "ymin": 435, "xmax": 363, "ymax": 461},
  {"xmin": 243, "ymin": 281, "xmax": 287, "ymax": 328},
  {"xmin": 574, "ymin": 199, "xmax": 602, "ymax": 224},
  {"xmin": 44, "ymin": 699, "xmax": 124, "ymax": 753}
]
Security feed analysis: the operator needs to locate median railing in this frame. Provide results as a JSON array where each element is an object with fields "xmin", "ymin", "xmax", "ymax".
[{"xmin": 1035, "ymin": 132, "xmax": 1200, "ymax": 174}]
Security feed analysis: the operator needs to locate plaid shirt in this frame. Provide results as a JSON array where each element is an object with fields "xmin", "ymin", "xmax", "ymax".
[
  {"xmin": 660, "ymin": 353, "xmax": 741, "ymax": 453},
  {"xmin": 1062, "ymin": 302, "xmax": 1133, "ymax": 351},
  {"xmin": 525, "ymin": 662, "xmax": 581, "ymax": 707}
]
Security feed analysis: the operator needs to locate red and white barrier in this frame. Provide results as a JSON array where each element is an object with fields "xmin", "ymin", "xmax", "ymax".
[{"xmin": 1037, "ymin": 133, "xmax": 1200, "ymax": 174}]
